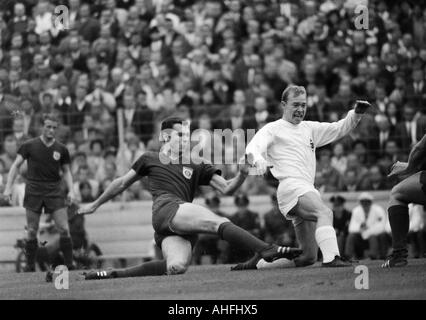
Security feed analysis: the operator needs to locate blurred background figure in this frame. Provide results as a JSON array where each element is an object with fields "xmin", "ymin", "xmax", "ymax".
[
  {"xmin": 263, "ymin": 194, "xmax": 296, "ymax": 248},
  {"xmin": 346, "ymin": 192, "xmax": 388, "ymax": 260},
  {"xmin": 330, "ymin": 195, "xmax": 351, "ymax": 258},
  {"xmin": 407, "ymin": 204, "xmax": 426, "ymax": 259}
]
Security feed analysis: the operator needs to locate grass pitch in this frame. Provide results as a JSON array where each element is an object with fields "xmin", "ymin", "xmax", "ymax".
[{"xmin": 1, "ymin": 258, "xmax": 425, "ymax": 300}]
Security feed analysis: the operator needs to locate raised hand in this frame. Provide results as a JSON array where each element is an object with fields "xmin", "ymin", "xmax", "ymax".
[{"xmin": 354, "ymin": 100, "xmax": 371, "ymax": 114}]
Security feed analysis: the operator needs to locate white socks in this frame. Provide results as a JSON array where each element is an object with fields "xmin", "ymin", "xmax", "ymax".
[
  {"xmin": 315, "ymin": 225, "xmax": 340, "ymax": 263},
  {"xmin": 256, "ymin": 258, "xmax": 295, "ymax": 269}
]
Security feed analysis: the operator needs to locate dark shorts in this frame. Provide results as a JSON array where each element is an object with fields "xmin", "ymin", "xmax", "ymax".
[
  {"xmin": 152, "ymin": 194, "xmax": 198, "ymax": 249},
  {"xmin": 23, "ymin": 194, "xmax": 66, "ymax": 214},
  {"xmin": 420, "ymin": 171, "xmax": 426, "ymax": 195}
]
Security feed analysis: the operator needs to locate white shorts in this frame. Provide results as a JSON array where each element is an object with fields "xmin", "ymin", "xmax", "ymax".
[{"xmin": 276, "ymin": 178, "xmax": 320, "ymax": 224}]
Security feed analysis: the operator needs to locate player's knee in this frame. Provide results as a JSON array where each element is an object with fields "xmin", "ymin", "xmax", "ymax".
[
  {"xmin": 167, "ymin": 262, "xmax": 188, "ymax": 275},
  {"xmin": 313, "ymin": 208, "xmax": 333, "ymax": 220},
  {"xmin": 202, "ymin": 217, "xmax": 229, "ymax": 233},
  {"xmin": 390, "ymin": 185, "xmax": 405, "ymax": 202}
]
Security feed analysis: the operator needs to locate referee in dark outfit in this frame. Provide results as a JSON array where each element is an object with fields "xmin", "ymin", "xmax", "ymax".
[{"xmin": 3, "ymin": 113, "xmax": 76, "ymax": 271}]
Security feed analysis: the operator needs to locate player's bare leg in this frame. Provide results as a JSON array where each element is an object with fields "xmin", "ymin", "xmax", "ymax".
[
  {"xmin": 162, "ymin": 236, "xmax": 193, "ymax": 275},
  {"xmin": 84, "ymin": 236, "xmax": 193, "ymax": 280},
  {"xmin": 171, "ymin": 203, "xmax": 302, "ymax": 263},
  {"xmin": 383, "ymin": 172, "xmax": 426, "ymax": 268},
  {"xmin": 85, "ymin": 235, "xmax": 191, "ymax": 280},
  {"xmin": 290, "ymin": 192, "xmax": 351, "ymax": 267},
  {"xmin": 24, "ymin": 209, "xmax": 41, "ymax": 272},
  {"xmin": 52, "ymin": 207, "xmax": 74, "ymax": 269}
]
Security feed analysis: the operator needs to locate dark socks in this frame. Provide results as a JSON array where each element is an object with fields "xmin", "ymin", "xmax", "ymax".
[
  {"xmin": 25, "ymin": 239, "xmax": 38, "ymax": 270},
  {"xmin": 59, "ymin": 237, "xmax": 74, "ymax": 267},
  {"xmin": 218, "ymin": 222, "xmax": 268, "ymax": 253},
  {"xmin": 388, "ymin": 205, "xmax": 409, "ymax": 253},
  {"xmin": 115, "ymin": 260, "xmax": 167, "ymax": 278},
  {"xmin": 36, "ymin": 246, "xmax": 50, "ymax": 266}
]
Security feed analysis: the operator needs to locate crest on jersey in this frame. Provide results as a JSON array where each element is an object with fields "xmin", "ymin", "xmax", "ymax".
[
  {"xmin": 310, "ymin": 138, "xmax": 315, "ymax": 151},
  {"xmin": 53, "ymin": 151, "xmax": 61, "ymax": 161},
  {"xmin": 182, "ymin": 166, "xmax": 193, "ymax": 179}
]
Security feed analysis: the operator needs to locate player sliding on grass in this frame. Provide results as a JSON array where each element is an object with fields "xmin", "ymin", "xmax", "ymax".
[
  {"xmin": 232, "ymin": 86, "xmax": 371, "ymax": 270},
  {"xmin": 79, "ymin": 117, "xmax": 302, "ymax": 280},
  {"xmin": 382, "ymin": 133, "xmax": 426, "ymax": 268}
]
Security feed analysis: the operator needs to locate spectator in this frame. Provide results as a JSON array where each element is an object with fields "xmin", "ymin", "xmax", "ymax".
[
  {"xmin": 0, "ymin": 135, "xmax": 18, "ymax": 172},
  {"xmin": 406, "ymin": 68, "xmax": 426, "ymax": 115},
  {"xmin": 330, "ymin": 195, "xmax": 351, "ymax": 257},
  {"xmin": 73, "ymin": 165, "xmax": 99, "ymax": 202},
  {"xmin": 116, "ymin": 132, "xmax": 145, "ymax": 176},
  {"xmin": 263, "ymin": 194, "xmax": 296, "ymax": 248},
  {"xmin": 394, "ymin": 103, "xmax": 426, "ymax": 152},
  {"xmin": 71, "ymin": 150, "xmax": 88, "ymax": 175},
  {"xmin": 79, "ymin": 181, "xmax": 95, "ymax": 203},
  {"xmin": 76, "ymin": 3, "xmax": 101, "ymax": 43},
  {"xmin": 330, "ymin": 142, "xmax": 347, "ymax": 175},
  {"xmin": 87, "ymin": 139, "xmax": 105, "ymax": 179},
  {"xmin": 345, "ymin": 192, "xmax": 388, "ymax": 260},
  {"xmin": 408, "ymin": 204, "xmax": 425, "ymax": 259},
  {"xmin": 316, "ymin": 148, "xmax": 344, "ymax": 192},
  {"xmin": 11, "ymin": 116, "xmax": 31, "ymax": 147},
  {"xmin": 358, "ymin": 165, "xmax": 390, "ymax": 191}
]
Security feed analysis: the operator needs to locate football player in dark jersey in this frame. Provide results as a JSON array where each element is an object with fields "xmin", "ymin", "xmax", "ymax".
[
  {"xmin": 79, "ymin": 117, "xmax": 302, "ymax": 280},
  {"xmin": 382, "ymin": 134, "xmax": 426, "ymax": 268},
  {"xmin": 3, "ymin": 114, "xmax": 76, "ymax": 271}
]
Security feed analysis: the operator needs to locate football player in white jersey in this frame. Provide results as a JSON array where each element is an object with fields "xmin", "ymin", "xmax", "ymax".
[{"xmin": 233, "ymin": 85, "xmax": 371, "ymax": 270}]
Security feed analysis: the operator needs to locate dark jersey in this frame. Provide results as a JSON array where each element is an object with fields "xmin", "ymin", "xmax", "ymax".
[
  {"xmin": 131, "ymin": 151, "xmax": 220, "ymax": 203},
  {"xmin": 18, "ymin": 137, "xmax": 70, "ymax": 196}
]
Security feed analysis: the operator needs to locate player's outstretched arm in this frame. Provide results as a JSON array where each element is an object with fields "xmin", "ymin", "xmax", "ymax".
[
  {"xmin": 209, "ymin": 158, "xmax": 250, "ymax": 195},
  {"xmin": 311, "ymin": 100, "xmax": 371, "ymax": 148},
  {"xmin": 2, "ymin": 154, "xmax": 25, "ymax": 203},
  {"xmin": 78, "ymin": 169, "xmax": 140, "ymax": 215}
]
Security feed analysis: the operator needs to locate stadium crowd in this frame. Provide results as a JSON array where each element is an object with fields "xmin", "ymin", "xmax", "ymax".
[{"xmin": 0, "ymin": 0, "xmax": 426, "ymax": 261}]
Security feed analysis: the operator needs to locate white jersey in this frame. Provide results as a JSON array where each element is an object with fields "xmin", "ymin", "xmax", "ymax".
[{"xmin": 246, "ymin": 110, "xmax": 362, "ymax": 184}]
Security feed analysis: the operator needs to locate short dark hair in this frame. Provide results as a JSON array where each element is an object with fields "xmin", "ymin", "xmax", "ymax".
[
  {"xmin": 90, "ymin": 139, "xmax": 104, "ymax": 150},
  {"xmin": 205, "ymin": 195, "xmax": 220, "ymax": 206},
  {"xmin": 42, "ymin": 113, "xmax": 59, "ymax": 124},
  {"xmin": 160, "ymin": 116, "xmax": 187, "ymax": 131},
  {"xmin": 234, "ymin": 193, "xmax": 249, "ymax": 206}
]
